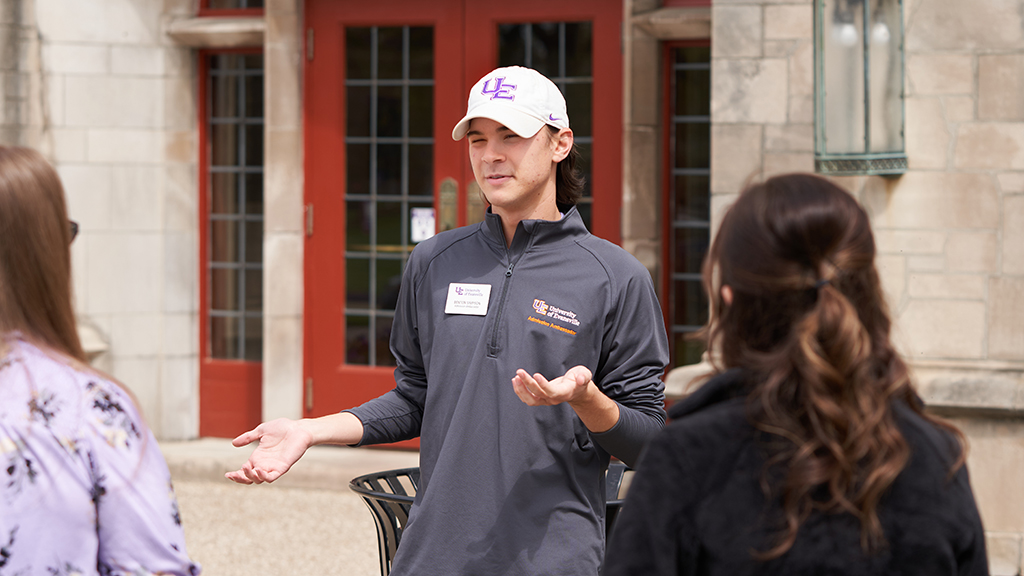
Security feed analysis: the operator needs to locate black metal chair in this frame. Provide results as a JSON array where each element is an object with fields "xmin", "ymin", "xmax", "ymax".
[{"xmin": 349, "ymin": 461, "xmax": 632, "ymax": 576}]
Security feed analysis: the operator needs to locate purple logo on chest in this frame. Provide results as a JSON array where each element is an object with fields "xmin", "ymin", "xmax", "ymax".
[{"xmin": 481, "ymin": 77, "xmax": 517, "ymax": 101}]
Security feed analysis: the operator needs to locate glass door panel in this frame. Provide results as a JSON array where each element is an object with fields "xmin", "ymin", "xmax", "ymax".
[{"xmin": 344, "ymin": 26, "xmax": 434, "ymax": 367}]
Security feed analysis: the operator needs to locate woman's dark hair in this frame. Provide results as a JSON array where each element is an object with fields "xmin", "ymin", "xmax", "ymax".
[
  {"xmin": 547, "ymin": 125, "xmax": 584, "ymax": 212},
  {"xmin": 701, "ymin": 173, "xmax": 965, "ymax": 558},
  {"xmin": 0, "ymin": 146, "xmax": 85, "ymax": 362}
]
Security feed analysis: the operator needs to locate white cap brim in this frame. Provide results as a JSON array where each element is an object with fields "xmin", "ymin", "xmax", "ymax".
[{"xmin": 451, "ymin": 102, "xmax": 547, "ymax": 141}]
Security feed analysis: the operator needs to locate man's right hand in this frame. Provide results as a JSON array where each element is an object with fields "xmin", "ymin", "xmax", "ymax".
[{"xmin": 224, "ymin": 418, "xmax": 313, "ymax": 485}]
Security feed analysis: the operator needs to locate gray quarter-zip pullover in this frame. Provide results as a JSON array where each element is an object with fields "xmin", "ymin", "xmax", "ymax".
[{"xmin": 347, "ymin": 206, "xmax": 669, "ymax": 576}]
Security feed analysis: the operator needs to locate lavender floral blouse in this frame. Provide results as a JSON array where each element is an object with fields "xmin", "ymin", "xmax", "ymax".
[{"xmin": 0, "ymin": 336, "xmax": 200, "ymax": 575}]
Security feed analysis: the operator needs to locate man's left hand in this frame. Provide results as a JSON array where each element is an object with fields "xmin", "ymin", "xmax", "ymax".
[{"xmin": 512, "ymin": 365, "xmax": 593, "ymax": 406}]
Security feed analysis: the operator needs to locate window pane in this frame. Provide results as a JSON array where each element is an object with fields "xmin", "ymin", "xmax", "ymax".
[
  {"xmin": 673, "ymin": 175, "xmax": 710, "ymax": 222},
  {"xmin": 347, "ymin": 144, "xmax": 371, "ymax": 196},
  {"xmin": 377, "ymin": 201, "xmax": 402, "ymax": 247},
  {"xmin": 498, "ymin": 24, "xmax": 527, "ymax": 67},
  {"xmin": 377, "ymin": 27, "xmax": 403, "ymax": 80},
  {"xmin": 245, "ymin": 220, "xmax": 263, "ymax": 264},
  {"xmin": 346, "ymin": 315, "xmax": 370, "ymax": 364},
  {"xmin": 674, "ymin": 122, "xmax": 711, "ymax": 169},
  {"xmin": 564, "ymin": 23, "xmax": 593, "ymax": 76},
  {"xmin": 675, "ymin": 68, "xmax": 711, "ymax": 117},
  {"xmin": 243, "ymin": 54, "xmax": 262, "ymax": 70},
  {"xmin": 210, "ymin": 316, "xmax": 239, "ymax": 358},
  {"xmin": 565, "ymin": 83, "xmax": 592, "ymax": 138},
  {"xmin": 575, "ymin": 141, "xmax": 592, "ymax": 200},
  {"xmin": 672, "ymin": 334, "xmax": 705, "ymax": 369},
  {"xmin": 869, "ymin": 0, "xmax": 903, "ymax": 152},
  {"xmin": 376, "ymin": 316, "xmax": 396, "ymax": 366},
  {"xmin": 575, "ymin": 202, "xmax": 592, "ymax": 229},
  {"xmin": 211, "ymin": 220, "xmax": 239, "ymax": 263},
  {"xmin": 673, "ymin": 227, "xmax": 709, "ymax": 275},
  {"xmin": 409, "ymin": 28, "xmax": 433, "ymax": 79},
  {"xmin": 408, "ymin": 144, "xmax": 433, "ymax": 196},
  {"xmin": 530, "ymin": 22, "xmax": 560, "ymax": 78},
  {"xmin": 673, "ymin": 279, "xmax": 708, "ymax": 327},
  {"xmin": 245, "ymin": 173, "xmax": 263, "ymax": 214},
  {"xmin": 209, "ymin": 0, "xmax": 264, "ymax": 8},
  {"xmin": 377, "ymin": 85, "xmax": 403, "ymax": 138},
  {"xmin": 408, "ymin": 86, "xmax": 432, "ymax": 138},
  {"xmin": 377, "ymin": 258, "xmax": 402, "ymax": 311},
  {"xmin": 211, "ymin": 173, "xmax": 238, "ymax": 214},
  {"xmin": 245, "ymin": 124, "xmax": 263, "ymax": 166},
  {"xmin": 211, "ymin": 124, "xmax": 238, "ymax": 166},
  {"xmin": 346, "ymin": 258, "xmax": 370, "ymax": 309},
  {"xmin": 211, "ymin": 268, "xmax": 239, "ymax": 311},
  {"xmin": 674, "ymin": 46, "xmax": 711, "ymax": 64},
  {"xmin": 377, "ymin": 144, "xmax": 402, "ymax": 196},
  {"xmin": 211, "ymin": 75, "xmax": 239, "ymax": 119},
  {"xmin": 346, "ymin": 200, "xmax": 372, "ymax": 249},
  {"xmin": 823, "ymin": 0, "xmax": 866, "ymax": 154},
  {"xmin": 244, "ymin": 316, "xmax": 262, "ymax": 361},
  {"xmin": 245, "ymin": 75, "xmax": 264, "ymax": 118},
  {"xmin": 245, "ymin": 269, "xmax": 262, "ymax": 312},
  {"xmin": 347, "ymin": 86, "xmax": 371, "ymax": 137},
  {"xmin": 346, "ymin": 28, "xmax": 372, "ymax": 80}
]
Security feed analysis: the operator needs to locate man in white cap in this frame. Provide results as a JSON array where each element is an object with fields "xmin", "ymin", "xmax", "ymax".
[{"xmin": 227, "ymin": 66, "xmax": 668, "ymax": 575}]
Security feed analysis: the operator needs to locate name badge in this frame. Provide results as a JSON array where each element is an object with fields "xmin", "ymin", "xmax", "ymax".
[{"xmin": 445, "ymin": 283, "xmax": 492, "ymax": 316}]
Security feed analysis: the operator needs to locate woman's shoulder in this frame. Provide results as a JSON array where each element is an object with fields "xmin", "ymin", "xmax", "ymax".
[
  {"xmin": 891, "ymin": 399, "xmax": 962, "ymax": 467},
  {"xmin": 654, "ymin": 371, "xmax": 755, "ymax": 463},
  {"xmin": 3, "ymin": 337, "xmax": 142, "ymax": 437}
]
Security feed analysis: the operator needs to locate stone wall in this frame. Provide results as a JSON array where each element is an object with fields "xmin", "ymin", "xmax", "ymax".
[
  {"xmin": 707, "ymin": 0, "xmax": 1024, "ymax": 572},
  {"xmin": 4, "ymin": 0, "xmax": 202, "ymax": 440},
  {"xmin": 0, "ymin": 0, "xmax": 44, "ymax": 147}
]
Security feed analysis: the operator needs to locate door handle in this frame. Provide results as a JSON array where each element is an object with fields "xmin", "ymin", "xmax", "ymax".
[
  {"xmin": 438, "ymin": 177, "xmax": 458, "ymax": 232},
  {"xmin": 466, "ymin": 181, "xmax": 486, "ymax": 225}
]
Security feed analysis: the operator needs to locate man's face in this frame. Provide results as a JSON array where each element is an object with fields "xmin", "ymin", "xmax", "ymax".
[{"xmin": 466, "ymin": 117, "xmax": 571, "ymax": 215}]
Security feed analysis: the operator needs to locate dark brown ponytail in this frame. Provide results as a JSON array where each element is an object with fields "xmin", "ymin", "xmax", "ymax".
[{"xmin": 701, "ymin": 173, "xmax": 965, "ymax": 558}]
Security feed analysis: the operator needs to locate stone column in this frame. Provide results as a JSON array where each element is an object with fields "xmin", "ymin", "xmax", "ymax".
[{"xmin": 263, "ymin": 0, "xmax": 305, "ymax": 421}]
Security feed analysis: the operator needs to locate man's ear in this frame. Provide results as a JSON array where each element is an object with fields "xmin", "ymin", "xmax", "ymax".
[{"xmin": 552, "ymin": 128, "xmax": 573, "ymax": 162}]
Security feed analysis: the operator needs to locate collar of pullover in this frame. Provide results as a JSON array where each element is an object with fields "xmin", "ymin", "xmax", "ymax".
[{"xmin": 483, "ymin": 205, "xmax": 590, "ymax": 255}]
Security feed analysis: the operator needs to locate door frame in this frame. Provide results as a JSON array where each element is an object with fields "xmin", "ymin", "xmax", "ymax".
[{"xmin": 303, "ymin": 0, "xmax": 623, "ymax": 420}]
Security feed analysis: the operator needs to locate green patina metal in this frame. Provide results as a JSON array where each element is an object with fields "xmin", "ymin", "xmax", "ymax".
[{"xmin": 814, "ymin": 0, "xmax": 906, "ymax": 177}]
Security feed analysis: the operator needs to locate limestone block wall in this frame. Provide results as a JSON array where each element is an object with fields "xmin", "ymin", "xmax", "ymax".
[
  {"xmin": 19, "ymin": 0, "xmax": 200, "ymax": 440},
  {"xmin": 709, "ymin": 0, "xmax": 1024, "ymax": 571}
]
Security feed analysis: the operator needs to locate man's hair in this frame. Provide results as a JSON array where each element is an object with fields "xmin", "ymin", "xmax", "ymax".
[
  {"xmin": 0, "ymin": 146, "xmax": 86, "ymax": 362},
  {"xmin": 547, "ymin": 126, "xmax": 584, "ymax": 212}
]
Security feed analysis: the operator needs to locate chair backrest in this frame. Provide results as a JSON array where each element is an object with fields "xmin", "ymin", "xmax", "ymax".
[{"xmin": 349, "ymin": 462, "xmax": 630, "ymax": 576}]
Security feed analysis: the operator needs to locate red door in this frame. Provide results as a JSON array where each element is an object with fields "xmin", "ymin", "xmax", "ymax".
[{"xmin": 303, "ymin": 0, "xmax": 622, "ymax": 430}]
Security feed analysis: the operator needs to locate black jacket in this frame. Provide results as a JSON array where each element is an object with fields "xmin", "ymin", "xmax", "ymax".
[{"xmin": 605, "ymin": 369, "xmax": 989, "ymax": 576}]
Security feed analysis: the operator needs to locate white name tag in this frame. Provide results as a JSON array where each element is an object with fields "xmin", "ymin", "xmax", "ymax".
[{"xmin": 445, "ymin": 283, "xmax": 492, "ymax": 316}]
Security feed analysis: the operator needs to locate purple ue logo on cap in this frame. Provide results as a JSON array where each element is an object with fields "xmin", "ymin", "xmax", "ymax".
[{"xmin": 481, "ymin": 77, "xmax": 516, "ymax": 101}]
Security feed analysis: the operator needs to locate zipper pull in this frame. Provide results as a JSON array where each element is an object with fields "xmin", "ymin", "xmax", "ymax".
[{"xmin": 506, "ymin": 263, "xmax": 514, "ymax": 277}]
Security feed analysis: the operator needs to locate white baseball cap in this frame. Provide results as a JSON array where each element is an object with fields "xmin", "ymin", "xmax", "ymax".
[{"xmin": 451, "ymin": 66, "xmax": 570, "ymax": 141}]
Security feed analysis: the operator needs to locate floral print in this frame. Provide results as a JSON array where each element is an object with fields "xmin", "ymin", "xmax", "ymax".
[{"xmin": 0, "ymin": 336, "xmax": 200, "ymax": 575}]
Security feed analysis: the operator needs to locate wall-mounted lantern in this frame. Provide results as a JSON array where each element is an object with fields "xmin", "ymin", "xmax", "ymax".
[{"xmin": 814, "ymin": 0, "xmax": 906, "ymax": 176}]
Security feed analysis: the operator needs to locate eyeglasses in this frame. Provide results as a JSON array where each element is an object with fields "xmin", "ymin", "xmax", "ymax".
[{"xmin": 69, "ymin": 220, "xmax": 79, "ymax": 243}]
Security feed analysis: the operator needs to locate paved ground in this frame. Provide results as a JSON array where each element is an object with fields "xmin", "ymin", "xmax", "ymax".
[{"xmin": 160, "ymin": 438, "xmax": 420, "ymax": 576}]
